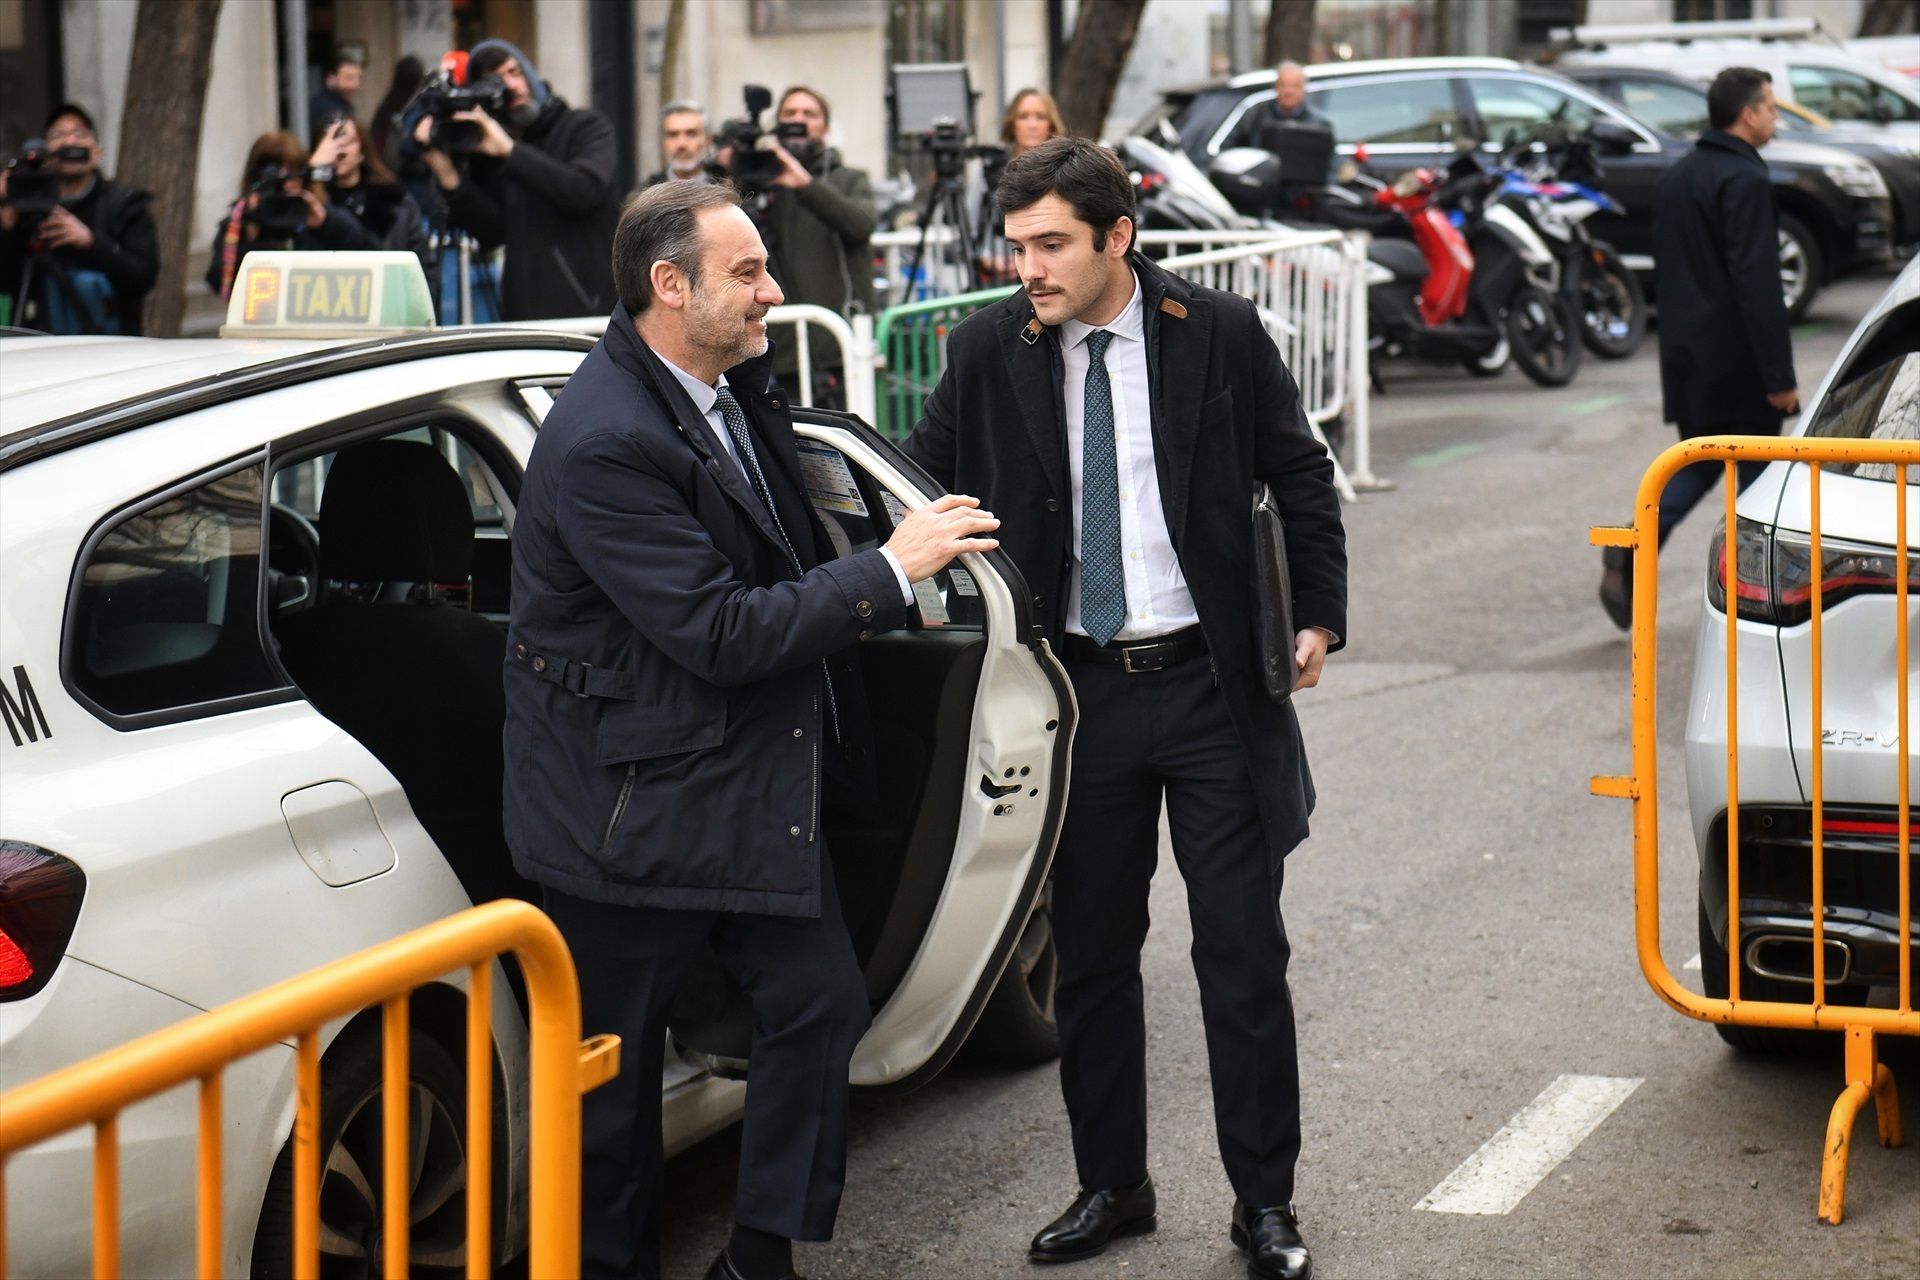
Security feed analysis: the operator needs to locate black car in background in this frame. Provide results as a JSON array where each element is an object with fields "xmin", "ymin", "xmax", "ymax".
[
  {"xmin": 1133, "ymin": 57, "xmax": 1895, "ymax": 319},
  {"xmin": 1558, "ymin": 64, "xmax": 1920, "ymax": 254}
]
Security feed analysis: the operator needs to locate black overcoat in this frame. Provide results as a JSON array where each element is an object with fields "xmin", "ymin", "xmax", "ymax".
[
  {"xmin": 904, "ymin": 255, "xmax": 1348, "ymax": 867},
  {"xmin": 1652, "ymin": 130, "xmax": 1797, "ymax": 432},
  {"xmin": 503, "ymin": 307, "xmax": 913, "ymax": 917}
]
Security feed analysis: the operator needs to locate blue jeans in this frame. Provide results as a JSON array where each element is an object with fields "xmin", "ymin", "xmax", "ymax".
[{"xmin": 1658, "ymin": 458, "xmax": 1768, "ymax": 547}]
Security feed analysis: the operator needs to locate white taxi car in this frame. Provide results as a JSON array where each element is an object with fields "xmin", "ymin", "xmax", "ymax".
[
  {"xmin": 1686, "ymin": 254, "xmax": 1918, "ymax": 1052},
  {"xmin": 0, "ymin": 254, "xmax": 1072, "ymax": 1275}
]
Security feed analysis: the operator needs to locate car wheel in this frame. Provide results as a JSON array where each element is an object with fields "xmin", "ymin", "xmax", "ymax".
[
  {"xmin": 1776, "ymin": 213, "xmax": 1822, "ymax": 322},
  {"xmin": 1696, "ymin": 898, "xmax": 1866, "ymax": 1056},
  {"xmin": 962, "ymin": 886, "xmax": 1061, "ymax": 1067},
  {"xmin": 252, "ymin": 1028, "xmax": 477, "ymax": 1278}
]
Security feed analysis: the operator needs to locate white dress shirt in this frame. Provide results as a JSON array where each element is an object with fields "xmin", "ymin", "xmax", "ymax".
[
  {"xmin": 659, "ymin": 354, "xmax": 913, "ymax": 602},
  {"xmin": 1060, "ymin": 271, "xmax": 1200, "ymax": 641}
]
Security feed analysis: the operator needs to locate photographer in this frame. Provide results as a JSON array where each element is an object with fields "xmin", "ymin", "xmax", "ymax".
[
  {"xmin": 0, "ymin": 103, "xmax": 159, "ymax": 334},
  {"xmin": 756, "ymin": 86, "xmax": 876, "ymax": 407},
  {"xmin": 413, "ymin": 39, "xmax": 618, "ymax": 320},
  {"xmin": 207, "ymin": 131, "xmax": 382, "ymax": 301},
  {"xmin": 310, "ymin": 114, "xmax": 428, "ymax": 264}
]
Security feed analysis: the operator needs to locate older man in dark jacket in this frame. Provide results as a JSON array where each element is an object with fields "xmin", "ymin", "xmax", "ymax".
[
  {"xmin": 504, "ymin": 181, "xmax": 997, "ymax": 1280},
  {"xmin": 416, "ymin": 39, "xmax": 619, "ymax": 319},
  {"xmin": 1600, "ymin": 66, "xmax": 1798, "ymax": 626},
  {"xmin": 906, "ymin": 139, "xmax": 1345, "ymax": 1280}
]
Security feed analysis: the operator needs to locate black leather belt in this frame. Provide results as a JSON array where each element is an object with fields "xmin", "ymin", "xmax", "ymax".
[{"xmin": 1062, "ymin": 626, "xmax": 1207, "ymax": 673}]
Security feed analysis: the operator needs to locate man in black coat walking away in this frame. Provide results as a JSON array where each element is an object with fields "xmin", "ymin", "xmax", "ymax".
[
  {"xmin": 414, "ymin": 39, "xmax": 620, "ymax": 320},
  {"xmin": 504, "ymin": 181, "xmax": 998, "ymax": 1280},
  {"xmin": 1600, "ymin": 66, "xmax": 1798, "ymax": 627},
  {"xmin": 905, "ymin": 138, "xmax": 1346, "ymax": 1280}
]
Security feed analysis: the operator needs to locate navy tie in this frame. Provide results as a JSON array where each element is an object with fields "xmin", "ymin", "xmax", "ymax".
[
  {"xmin": 1079, "ymin": 330, "xmax": 1127, "ymax": 646},
  {"xmin": 713, "ymin": 383, "xmax": 841, "ymax": 740}
]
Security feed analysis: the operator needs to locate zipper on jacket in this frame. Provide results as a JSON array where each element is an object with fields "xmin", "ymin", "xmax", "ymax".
[{"xmin": 601, "ymin": 763, "xmax": 637, "ymax": 851}]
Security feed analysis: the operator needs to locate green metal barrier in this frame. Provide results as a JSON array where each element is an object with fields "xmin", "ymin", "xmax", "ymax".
[{"xmin": 872, "ymin": 285, "xmax": 1018, "ymax": 440}]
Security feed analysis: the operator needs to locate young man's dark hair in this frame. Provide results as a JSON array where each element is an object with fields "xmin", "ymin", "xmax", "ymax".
[
  {"xmin": 1707, "ymin": 66, "xmax": 1772, "ymax": 131},
  {"xmin": 777, "ymin": 85, "xmax": 831, "ymax": 124},
  {"xmin": 43, "ymin": 102, "xmax": 98, "ymax": 135},
  {"xmin": 612, "ymin": 180, "xmax": 740, "ymax": 312},
  {"xmin": 995, "ymin": 136, "xmax": 1137, "ymax": 251},
  {"xmin": 323, "ymin": 50, "xmax": 362, "ymax": 80}
]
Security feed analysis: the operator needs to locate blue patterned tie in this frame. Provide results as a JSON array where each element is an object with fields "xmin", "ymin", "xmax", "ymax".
[
  {"xmin": 713, "ymin": 384, "xmax": 840, "ymax": 739},
  {"xmin": 1078, "ymin": 330, "xmax": 1127, "ymax": 646}
]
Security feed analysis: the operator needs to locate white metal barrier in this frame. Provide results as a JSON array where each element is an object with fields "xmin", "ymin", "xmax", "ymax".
[
  {"xmin": 1156, "ymin": 230, "xmax": 1383, "ymax": 497},
  {"xmin": 502, "ymin": 306, "xmax": 878, "ymax": 425}
]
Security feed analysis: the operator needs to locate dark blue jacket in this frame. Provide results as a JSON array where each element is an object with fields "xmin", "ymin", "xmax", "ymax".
[{"xmin": 504, "ymin": 307, "xmax": 913, "ymax": 916}]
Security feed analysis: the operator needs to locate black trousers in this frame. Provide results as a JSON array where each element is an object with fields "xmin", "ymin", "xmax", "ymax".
[
  {"xmin": 545, "ymin": 860, "xmax": 870, "ymax": 1280},
  {"xmin": 1051, "ymin": 653, "xmax": 1302, "ymax": 1208}
]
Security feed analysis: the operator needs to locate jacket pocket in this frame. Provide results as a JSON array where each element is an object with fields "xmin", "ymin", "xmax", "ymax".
[{"xmin": 595, "ymin": 697, "xmax": 727, "ymax": 765}]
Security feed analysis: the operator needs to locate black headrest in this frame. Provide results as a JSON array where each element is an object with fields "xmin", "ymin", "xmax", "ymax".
[{"xmin": 318, "ymin": 440, "xmax": 474, "ymax": 583}]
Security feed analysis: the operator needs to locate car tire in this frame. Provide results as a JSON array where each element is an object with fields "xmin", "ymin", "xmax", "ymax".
[
  {"xmin": 1696, "ymin": 898, "xmax": 1865, "ymax": 1056},
  {"xmin": 251, "ymin": 1026, "xmax": 481, "ymax": 1278},
  {"xmin": 1776, "ymin": 212, "xmax": 1822, "ymax": 323},
  {"xmin": 962, "ymin": 888, "xmax": 1061, "ymax": 1067}
]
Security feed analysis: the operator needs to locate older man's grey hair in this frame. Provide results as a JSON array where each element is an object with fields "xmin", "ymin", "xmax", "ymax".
[
  {"xmin": 661, "ymin": 99, "xmax": 708, "ymax": 125},
  {"xmin": 1275, "ymin": 60, "xmax": 1305, "ymax": 78},
  {"xmin": 613, "ymin": 180, "xmax": 740, "ymax": 313}
]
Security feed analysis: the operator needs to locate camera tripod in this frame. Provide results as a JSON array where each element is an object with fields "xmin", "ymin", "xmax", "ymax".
[{"xmin": 895, "ymin": 148, "xmax": 980, "ymax": 307}]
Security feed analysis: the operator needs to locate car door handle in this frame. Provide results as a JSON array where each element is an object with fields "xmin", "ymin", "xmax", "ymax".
[{"xmin": 980, "ymin": 775, "xmax": 1021, "ymax": 799}]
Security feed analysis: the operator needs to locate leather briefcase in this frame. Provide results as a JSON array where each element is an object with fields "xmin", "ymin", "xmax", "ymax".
[{"xmin": 1252, "ymin": 483, "xmax": 1296, "ymax": 703}]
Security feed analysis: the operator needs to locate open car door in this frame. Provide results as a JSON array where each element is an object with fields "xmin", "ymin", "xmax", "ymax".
[{"xmin": 787, "ymin": 409, "xmax": 1077, "ymax": 1089}]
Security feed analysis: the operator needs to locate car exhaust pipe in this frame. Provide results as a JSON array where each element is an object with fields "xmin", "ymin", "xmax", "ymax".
[{"xmin": 1744, "ymin": 933, "xmax": 1854, "ymax": 987}]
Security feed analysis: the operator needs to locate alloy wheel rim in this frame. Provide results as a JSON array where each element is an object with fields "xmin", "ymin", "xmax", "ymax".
[{"xmin": 317, "ymin": 1079, "xmax": 469, "ymax": 1277}]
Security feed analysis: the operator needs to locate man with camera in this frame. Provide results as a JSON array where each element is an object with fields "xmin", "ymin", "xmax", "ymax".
[
  {"xmin": 645, "ymin": 100, "xmax": 717, "ymax": 187},
  {"xmin": 0, "ymin": 103, "xmax": 158, "ymax": 334},
  {"xmin": 741, "ymin": 86, "xmax": 876, "ymax": 408},
  {"xmin": 413, "ymin": 38, "xmax": 619, "ymax": 320}
]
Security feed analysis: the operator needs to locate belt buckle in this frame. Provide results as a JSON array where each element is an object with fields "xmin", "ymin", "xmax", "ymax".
[
  {"xmin": 565, "ymin": 660, "xmax": 594, "ymax": 698},
  {"xmin": 1121, "ymin": 645, "xmax": 1149, "ymax": 675}
]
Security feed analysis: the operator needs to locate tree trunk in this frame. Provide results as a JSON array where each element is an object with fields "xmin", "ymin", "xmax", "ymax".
[
  {"xmin": 1262, "ymin": 0, "xmax": 1317, "ymax": 68},
  {"xmin": 117, "ymin": 0, "xmax": 223, "ymax": 337},
  {"xmin": 1431, "ymin": 0, "xmax": 1451, "ymax": 56},
  {"xmin": 1054, "ymin": 0, "xmax": 1151, "ymax": 139},
  {"xmin": 660, "ymin": 0, "xmax": 687, "ymax": 106},
  {"xmin": 1857, "ymin": 0, "xmax": 1910, "ymax": 38}
]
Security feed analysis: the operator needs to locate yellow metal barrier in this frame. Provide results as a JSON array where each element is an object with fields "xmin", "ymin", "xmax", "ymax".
[
  {"xmin": 0, "ymin": 900, "xmax": 620, "ymax": 1278},
  {"xmin": 1590, "ymin": 434, "xmax": 1916, "ymax": 1225}
]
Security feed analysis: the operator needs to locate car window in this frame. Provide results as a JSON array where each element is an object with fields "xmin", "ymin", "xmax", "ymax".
[
  {"xmin": 1464, "ymin": 77, "xmax": 1601, "ymax": 145},
  {"xmin": 70, "ymin": 461, "xmax": 285, "ymax": 718},
  {"xmin": 796, "ymin": 438, "xmax": 983, "ymax": 629},
  {"xmin": 1805, "ymin": 349, "xmax": 1920, "ymax": 482},
  {"xmin": 272, "ymin": 424, "xmax": 504, "ymax": 528},
  {"xmin": 1616, "ymin": 77, "xmax": 1709, "ymax": 137},
  {"xmin": 1306, "ymin": 78, "xmax": 1457, "ymax": 146},
  {"xmin": 1791, "ymin": 65, "xmax": 1919, "ymax": 123}
]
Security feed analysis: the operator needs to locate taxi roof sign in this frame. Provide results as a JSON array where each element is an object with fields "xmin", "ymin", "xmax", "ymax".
[{"xmin": 220, "ymin": 251, "xmax": 436, "ymax": 338}]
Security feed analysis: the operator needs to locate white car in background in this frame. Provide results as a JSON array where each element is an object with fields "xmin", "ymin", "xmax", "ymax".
[
  {"xmin": 1685, "ymin": 254, "xmax": 1919, "ymax": 1052},
  {"xmin": 0, "ymin": 254, "xmax": 1070, "ymax": 1275}
]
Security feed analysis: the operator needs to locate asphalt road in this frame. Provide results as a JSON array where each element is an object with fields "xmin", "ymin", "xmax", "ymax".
[{"xmin": 661, "ymin": 268, "xmax": 1919, "ymax": 1279}]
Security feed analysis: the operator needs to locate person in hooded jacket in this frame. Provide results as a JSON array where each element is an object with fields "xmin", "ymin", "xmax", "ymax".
[{"xmin": 413, "ymin": 38, "xmax": 619, "ymax": 320}]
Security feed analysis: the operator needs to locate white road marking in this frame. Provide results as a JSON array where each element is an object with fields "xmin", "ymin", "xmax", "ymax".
[
  {"xmin": 1415, "ymin": 1075, "xmax": 1644, "ymax": 1216},
  {"xmin": 1683, "ymin": 953, "xmax": 1702, "ymax": 972}
]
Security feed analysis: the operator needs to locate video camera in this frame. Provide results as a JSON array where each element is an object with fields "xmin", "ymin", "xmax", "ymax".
[
  {"xmin": 2, "ymin": 139, "xmax": 87, "ymax": 223},
  {"xmin": 889, "ymin": 64, "xmax": 990, "ymax": 182},
  {"xmin": 408, "ymin": 65, "xmax": 509, "ymax": 153},
  {"xmin": 716, "ymin": 85, "xmax": 809, "ymax": 193},
  {"xmin": 247, "ymin": 162, "xmax": 314, "ymax": 235}
]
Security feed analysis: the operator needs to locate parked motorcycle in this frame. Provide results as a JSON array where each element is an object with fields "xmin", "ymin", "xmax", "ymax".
[
  {"xmin": 1493, "ymin": 128, "xmax": 1647, "ymax": 360},
  {"xmin": 1226, "ymin": 144, "xmax": 1580, "ymax": 387}
]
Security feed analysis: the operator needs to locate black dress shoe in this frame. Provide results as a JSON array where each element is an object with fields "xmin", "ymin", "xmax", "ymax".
[
  {"xmin": 1028, "ymin": 1178, "xmax": 1157, "ymax": 1264},
  {"xmin": 703, "ymin": 1248, "xmax": 803, "ymax": 1280},
  {"xmin": 1230, "ymin": 1201, "xmax": 1311, "ymax": 1280},
  {"xmin": 1599, "ymin": 546, "xmax": 1633, "ymax": 631}
]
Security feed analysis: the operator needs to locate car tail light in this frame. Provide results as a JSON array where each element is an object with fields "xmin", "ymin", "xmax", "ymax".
[
  {"xmin": 0, "ymin": 841, "xmax": 86, "ymax": 1002},
  {"xmin": 1708, "ymin": 517, "xmax": 1916, "ymax": 626}
]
